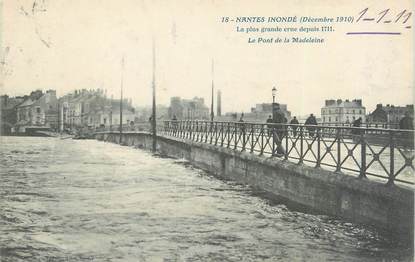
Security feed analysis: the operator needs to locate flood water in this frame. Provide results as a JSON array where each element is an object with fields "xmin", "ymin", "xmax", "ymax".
[{"xmin": 0, "ymin": 136, "xmax": 412, "ymax": 261}]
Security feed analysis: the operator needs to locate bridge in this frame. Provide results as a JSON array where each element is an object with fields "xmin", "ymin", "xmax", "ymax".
[
  {"xmin": 160, "ymin": 121, "xmax": 414, "ymax": 185},
  {"xmin": 94, "ymin": 120, "xmax": 414, "ymax": 239},
  {"xmin": 98, "ymin": 120, "xmax": 414, "ymax": 186}
]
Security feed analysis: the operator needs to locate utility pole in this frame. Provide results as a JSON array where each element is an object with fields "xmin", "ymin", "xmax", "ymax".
[
  {"xmin": 109, "ymin": 95, "xmax": 113, "ymax": 132},
  {"xmin": 119, "ymin": 56, "xmax": 124, "ymax": 144},
  {"xmin": 152, "ymin": 39, "xmax": 157, "ymax": 152},
  {"xmin": 210, "ymin": 58, "xmax": 214, "ymax": 122},
  {"xmin": 59, "ymin": 102, "xmax": 63, "ymax": 133}
]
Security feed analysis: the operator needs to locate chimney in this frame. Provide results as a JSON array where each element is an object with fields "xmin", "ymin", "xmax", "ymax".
[
  {"xmin": 217, "ymin": 90, "xmax": 222, "ymax": 116},
  {"xmin": 325, "ymin": 99, "xmax": 335, "ymax": 106},
  {"xmin": 3, "ymin": 95, "xmax": 8, "ymax": 107},
  {"xmin": 336, "ymin": 99, "xmax": 342, "ymax": 105}
]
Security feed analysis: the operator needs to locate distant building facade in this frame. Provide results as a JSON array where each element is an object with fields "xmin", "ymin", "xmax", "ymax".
[
  {"xmin": 0, "ymin": 95, "xmax": 25, "ymax": 134},
  {"xmin": 217, "ymin": 102, "xmax": 291, "ymax": 122},
  {"xmin": 4, "ymin": 88, "xmax": 141, "ymax": 133},
  {"xmin": 321, "ymin": 99, "xmax": 366, "ymax": 124},
  {"xmin": 249, "ymin": 103, "xmax": 291, "ymax": 122},
  {"xmin": 367, "ymin": 104, "xmax": 414, "ymax": 125},
  {"xmin": 135, "ymin": 105, "xmax": 169, "ymax": 122},
  {"xmin": 58, "ymin": 89, "xmax": 136, "ymax": 131},
  {"xmin": 168, "ymin": 96, "xmax": 209, "ymax": 120},
  {"xmin": 15, "ymin": 90, "xmax": 59, "ymax": 132}
]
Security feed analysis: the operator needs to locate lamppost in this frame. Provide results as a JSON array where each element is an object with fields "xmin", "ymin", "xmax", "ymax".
[
  {"xmin": 210, "ymin": 58, "xmax": 215, "ymax": 122},
  {"xmin": 151, "ymin": 39, "xmax": 157, "ymax": 153},
  {"xmin": 119, "ymin": 56, "xmax": 124, "ymax": 144},
  {"xmin": 272, "ymin": 86, "xmax": 277, "ymax": 104},
  {"xmin": 109, "ymin": 100, "xmax": 112, "ymax": 132},
  {"xmin": 272, "ymin": 86, "xmax": 279, "ymax": 121}
]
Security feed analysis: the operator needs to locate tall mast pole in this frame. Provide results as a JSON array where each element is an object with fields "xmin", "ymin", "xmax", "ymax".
[
  {"xmin": 109, "ymin": 95, "xmax": 112, "ymax": 132},
  {"xmin": 152, "ymin": 39, "xmax": 157, "ymax": 152},
  {"xmin": 119, "ymin": 56, "xmax": 124, "ymax": 144},
  {"xmin": 210, "ymin": 58, "xmax": 214, "ymax": 122}
]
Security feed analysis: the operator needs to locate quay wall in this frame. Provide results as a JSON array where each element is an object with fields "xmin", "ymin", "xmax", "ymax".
[{"xmin": 95, "ymin": 131, "xmax": 414, "ymax": 240}]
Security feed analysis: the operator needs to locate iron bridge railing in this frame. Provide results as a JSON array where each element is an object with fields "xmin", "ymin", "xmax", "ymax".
[{"xmin": 159, "ymin": 120, "xmax": 414, "ymax": 186}]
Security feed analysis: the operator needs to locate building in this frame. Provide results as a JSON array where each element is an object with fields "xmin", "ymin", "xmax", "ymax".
[
  {"xmin": 15, "ymin": 90, "xmax": 59, "ymax": 132},
  {"xmin": 168, "ymin": 96, "xmax": 209, "ymax": 120},
  {"xmin": 247, "ymin": 103, "xmax": 291, "ymax": 122},
  {"xmin": 249, "ymin": 103, "xmax": 291, "ymax": 122},
  {"xmin": 0, "ymin": 95, "xmax": 25, "ymax": 134},
  {"xmin": 367, "ymin": 104, "xmax": 414, "ymax": 125},
  {"xmin": 217, "ymin": 102, "xmax": 291, "ymax": 122},
  {"xmin": 321, "ymin": 99, "xmax": 366, "ymax": 124},
  {"xmin": 59, "ymin": 89, "xmax": 137, "ymax": 131},
  {"xmin": 135, "ymin": 105, "xmax": 169, "ymax": 122}
]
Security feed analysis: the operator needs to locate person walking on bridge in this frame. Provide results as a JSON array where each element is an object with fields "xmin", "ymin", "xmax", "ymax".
[
  {"xmin": 399, "ymin": 113, "xmax": 414, "ymax": 149},
  {"xmin": 238, "ymin": 113, "xmax": 245, "ymax": 135},
  {"xmin": 272, "ymin": 111, "xmax": 286, "ymax": 157},
  {"xmin": 351, "ymin": 117, "xmax": 363, "ymax": 142},
  {"xmin": 172, "ymin": 115, "xmax": 178, "ymax": 135},
  {"xmin": 305, "ymin": 114, "xmax": 318, "ymax": 138},
  {"xmin": 238, "ymin": 113, "xmax": 244, "ymax": 123},
  {"xmin": 399, "ymin": 112, "xmax": 414, "ymax": 130},
  {"xmin": 290, "ymin": 116, "xmax": 299, "ymax": 137},
  {"xmin": 266, "ymin": 115, "xmax": 273, "ymax": 136}
]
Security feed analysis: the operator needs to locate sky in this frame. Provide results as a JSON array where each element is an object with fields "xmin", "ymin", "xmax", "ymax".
[{"xmin": 1, "ymin": 0, "xmax": 413, "ymax": 117}]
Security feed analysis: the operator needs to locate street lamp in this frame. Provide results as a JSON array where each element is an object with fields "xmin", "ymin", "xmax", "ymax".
[
  {"xmin": 272, "ymin": 86, "xmax": 277, "ymax": 103},
  {"xmin": 272, "ymin": 86, "xmax": 278, "ymax": 122}
]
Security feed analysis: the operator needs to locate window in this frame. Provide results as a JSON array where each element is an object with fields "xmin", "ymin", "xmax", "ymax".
[
  {"xmin": 335, "ymin": 117, "xmax": 338, "ymax": 122},
  {"xmin": 323, "ymin": 117, "xmax": 326, "ymax": 122},
  {"xmin": 359, "ymin": 109, "xmax": 362, "ymax": 114},
  {"xmin": 352, "ymin": 116, "xmax": 355, "ymax": 120},
  {"xmin": 36, "ymin": 107, "xmax": 41, "ymax": 113},
  {"xmin": 328, "ymin": 117, "xmax": 331, "ymax": 122}
]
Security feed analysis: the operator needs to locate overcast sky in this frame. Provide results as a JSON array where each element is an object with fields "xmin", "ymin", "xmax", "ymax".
[{"xmin": 1, "ymin": 0, "xmax": 413, "ymax": 117}]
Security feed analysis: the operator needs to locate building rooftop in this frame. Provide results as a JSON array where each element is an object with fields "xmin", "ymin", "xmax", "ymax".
[
  {"xmin": 324, "ymin": 99, "xmax": 364, "ymax": 108},
  {"xmin": 17, "ymin": 98, "xmax": 36, "ymax": 108}
]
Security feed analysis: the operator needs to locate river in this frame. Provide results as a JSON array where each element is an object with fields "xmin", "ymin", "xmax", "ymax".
[{"xmin": 0, "ymin": 136, "xmax": 412, "ymax": 261}]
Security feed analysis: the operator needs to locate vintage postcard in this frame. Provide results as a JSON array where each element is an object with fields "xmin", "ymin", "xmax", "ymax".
[{"xmin": 0, "ymin": 0, "xmax": 413, "ymax": 261}]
